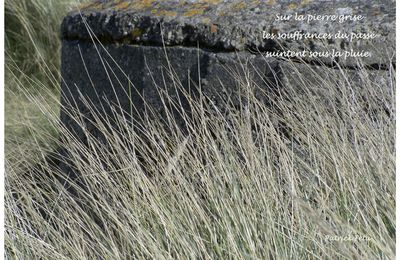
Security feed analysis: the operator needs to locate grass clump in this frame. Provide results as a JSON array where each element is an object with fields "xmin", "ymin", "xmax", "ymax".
[
  {"xmin": 5, "ymin": 0, "xmax": 88, "ymax": 161},
  {"xmin": 5, "ymin": 54, "xmax": 395, "ymax": 258},
  {"xmin": 5, "ymin": 0, "xmax": 87, "ymax": 82}
]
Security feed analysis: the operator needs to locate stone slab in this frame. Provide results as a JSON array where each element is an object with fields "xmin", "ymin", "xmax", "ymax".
[
  {"xmin": 61, "ymin": 40, "xmax": 392, "ymax": 140},
  {"xmin": 60, "ymin": 40, "xmax": 278, "ymax": 138},
  {"xmin": 60, "ymin": 0, "xmax": 394, "ymax": 145},
  {"xmin": 61, "ymin": 0, "xmax": 395, "ymax": 67}
]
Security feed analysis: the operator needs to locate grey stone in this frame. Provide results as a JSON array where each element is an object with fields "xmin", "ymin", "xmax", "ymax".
[
  {"xmin": 61, "ymin": 0, "xmax": 395, "ymax": 67},
  {"xmin": 59, "ymin": 0, "xmax": 394, "ymax": 143},
  {"xmin": 60, "ymin": 40, "xmax": 278, "ymax": 139},
  {"xmin": 60, "ymin": 41, "xmax": 391, "ymax": 138}
]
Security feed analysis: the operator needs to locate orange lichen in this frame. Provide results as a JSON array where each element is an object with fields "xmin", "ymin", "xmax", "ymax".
[
  {"xmin": 266, "ymin": 0, "xmax": 276, "ymax": 5},
  {"xmin": 114, "ymin": 1, "xmax": 130, "ymax": 9},
  {"xmin": 201, "ymin": 0, "xmax": 223, "ymax": 4},
  {"xmin": 231, "ymin": 2, "xmax": 247, "ymax": 11},
  {"xmin": 77, "ymin": 2, "xmax": 103, "ymax": 10},
  {"xmin": 151, "ymin": 9, "xmax": 178, "ymax": 17},
  {"xmin": 131, "ymin": 0, "xmax": 155, "ymax": 9},
  {"xmin": 301, "ymin": 0, "xmax": 311, "ymax": 5},
  {"xmin": 210, "ymin": 24, "xmax": 218, "ymax": 33},
  {"xmin": 183, "ymin": 9, "xmax": 205, "ymax": 17},
  {"xmin": 287, "ymin": 3, "xmax": 298, "ymax": 9},
  {"xmin": 177, "ymin": 0, "xmax": 186, "ymax": 7}
]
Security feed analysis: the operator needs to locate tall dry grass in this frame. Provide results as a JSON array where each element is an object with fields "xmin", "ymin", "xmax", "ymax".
[
  {"xmin": 5, "ymin": 0, "xmax": 88, "ymax": 82},
  {"xmin": 5, "ymin": 48, "xmax": 395, "ymax": 258},
  {"xmin": 5, "ymin": 0, "xmax": 396, "ymax": 258},
  {"xmin": 5, "ymin": 0, "xmax": 89, "ymax": 165}
]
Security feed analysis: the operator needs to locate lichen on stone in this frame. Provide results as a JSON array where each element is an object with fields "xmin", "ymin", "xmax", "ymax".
[
  {"xmin": 183, "ymin": 9, "xmax": 205, "ymax": 17},
  {"xmin": 114, "ymin": 1, "xmax": 130, "ymax": 10},
  {"xmin": 77, "ymin": 1, "xmax": 103, "ymax": 11},
  {"xmin": 230, "ymin": 2, "xmax": 247, "ymax": 11},
  {"xmin": 201, "ymin": 0, "xmax": 223, "ymax": 4},
  {"xmin": 210, "ymin": 24, "xmax": 218, "ymax": 33},
  {"xmin": 131, "ymin": 0, "xmax": 155, "ymax": 9},
  {"xmin": 62, "ymin": 0, "xmax": 395, "ymax": 68},
  {"xmin": 287, "ymin": 3, "xmax": 298, "ymax": 10},
  {"xmin": 151, "ymin": 9, "xmax": 178, "ymax": 17},
  {"xmin": 202, "ymin": 17, "xmax": 211, "ymax": 24}
]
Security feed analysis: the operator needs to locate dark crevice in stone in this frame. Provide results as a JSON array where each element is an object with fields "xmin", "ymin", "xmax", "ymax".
[
  {"xmin": 61, "ymin": 36, "xmax": 274, "ymax": 53},
  {"xmin": 63, "ymin": 39, "xmax": 394, "ymax": 72}
]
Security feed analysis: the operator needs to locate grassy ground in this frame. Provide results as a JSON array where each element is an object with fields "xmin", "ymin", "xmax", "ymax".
[
  {"xmin": 5, "ymin": 0, "xmax": 396, "ymax": 259},
  {"xmin": 5, "ymin": 0, "xmax": 88, "ymax": 162}
]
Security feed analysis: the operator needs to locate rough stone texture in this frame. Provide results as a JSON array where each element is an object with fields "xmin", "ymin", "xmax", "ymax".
[
  {"xmin": 60, "ymin": 0, "xmax": 395, "ymax": 143},
  {"xmin": 60, "ymin": 41, "xmax": 392, "ymax": 141},
  {"xmin": 62, "ymin": 0, "xmax": 395, "ymax": 67},
  {"xmin": 61, "ymin": 40, "xmax": 278, "ymax": 139}
]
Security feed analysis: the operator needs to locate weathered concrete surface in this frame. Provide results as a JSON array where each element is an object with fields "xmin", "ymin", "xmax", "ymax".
[
  {"xmin": 60, "ymin": 41, "xmax": 277, "ymax": 139},
  {"xmin": 62, "ymin": 0, "xmax": 395, "ymax": 67},
  {"xmin": 60, "ymin": 41, "xmax": 392, "ymax": 140},
  {"xmin": 60, "ymin": 0, "xmax": 395, "ymax": 143}
]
